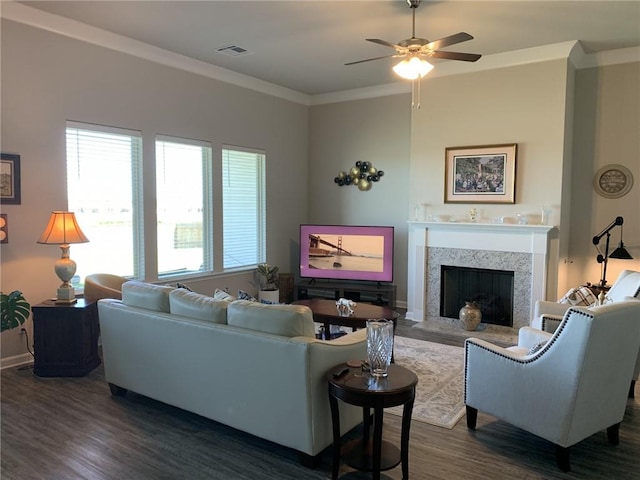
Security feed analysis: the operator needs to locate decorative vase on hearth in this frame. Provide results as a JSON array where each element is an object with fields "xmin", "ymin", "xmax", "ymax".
[{"xmin": 459, "ymin": 301, "xmax": 482, "ymax": 331}]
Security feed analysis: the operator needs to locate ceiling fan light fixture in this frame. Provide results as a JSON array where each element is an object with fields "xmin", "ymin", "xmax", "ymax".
[{"xmin": 393, "ymin": 56, "xmax": 433, "ymax": 80}]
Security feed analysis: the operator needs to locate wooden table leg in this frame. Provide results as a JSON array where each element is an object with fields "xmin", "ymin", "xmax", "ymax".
[
  {"xmin": 329, "ymin": 388, "xmax": 341, "ymax": 480},
  {"xmin": 372, "ymin": 405, "xmax": 384, "ymax": 480},
  {"xmin": 362, "ymin": 406, "xmax": 371, "ymax": 443},
  {"xmin": 401, "ymin": 394, "xmax": 415, "ymax": 480}
]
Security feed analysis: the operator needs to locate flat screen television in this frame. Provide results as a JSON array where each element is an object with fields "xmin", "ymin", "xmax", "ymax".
[{"xmin": 299, "ymin": 224, "xmax": 394, "ymax": 283}]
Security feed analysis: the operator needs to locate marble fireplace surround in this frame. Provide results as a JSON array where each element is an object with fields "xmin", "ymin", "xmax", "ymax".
[{"xmin": 407, "ymin": 221, "xmax": 555, "ymax": 331}]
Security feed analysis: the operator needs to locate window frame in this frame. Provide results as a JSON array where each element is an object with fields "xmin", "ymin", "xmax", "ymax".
[{"xmin": 154, "ymin": 134, "xmax": 214, "ymax": 280}]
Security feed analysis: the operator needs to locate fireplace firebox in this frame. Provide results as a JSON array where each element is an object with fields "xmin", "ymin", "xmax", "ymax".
[{"xmin": 440, "ymin": 265, "xmax": 514, "ymax": 327}]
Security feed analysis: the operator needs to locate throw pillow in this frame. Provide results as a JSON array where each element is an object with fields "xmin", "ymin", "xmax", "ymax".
[
  {"xmin": 213, "ymin": 288, "xmax": 236, "ymax": 302},
  {"xmin": 558, "ymin": 286, "xmax": 597, "ymax": 307},
  {"xmin": 527, "ymin": 341, "xmax": 547, "ymax": 355},
  {"xmin": 237, "ymin": 289, "xmax": 257, "ymax": 302}
]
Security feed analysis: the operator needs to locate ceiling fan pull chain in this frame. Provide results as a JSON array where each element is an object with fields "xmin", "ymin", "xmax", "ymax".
[{"xmin": 411, "ymin": 78, "xmax": 421, "ymax": 109}]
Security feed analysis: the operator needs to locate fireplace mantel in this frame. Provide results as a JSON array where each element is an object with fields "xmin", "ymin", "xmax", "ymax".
[{"xmin": 407, "ymin": 221, "xmax": 556, "ymax": 327}]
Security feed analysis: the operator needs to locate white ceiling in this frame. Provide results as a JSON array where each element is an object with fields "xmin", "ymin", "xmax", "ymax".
[{"xmin": 17, "ymin": 1, "xmax": 640, "ymax": 95}]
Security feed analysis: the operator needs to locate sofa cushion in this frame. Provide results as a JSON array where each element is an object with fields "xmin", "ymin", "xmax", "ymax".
[
  {"xmin": 227, "ymin": 300, "xmax": 316, "ymax": 337},
  {"xmin": 122, "ymin": 281, "xmax": 174, "ymax": 313},
  {"xmin": 169, "ymin": 289, "xmax": 228, "ymax": 324}
]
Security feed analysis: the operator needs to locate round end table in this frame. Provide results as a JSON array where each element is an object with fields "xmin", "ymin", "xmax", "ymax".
[{"xmin": 328, "ymin": 363, "xmax": 418, "ymax": 480}]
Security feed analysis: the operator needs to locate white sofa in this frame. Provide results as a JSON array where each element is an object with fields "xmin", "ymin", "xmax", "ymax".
[{"xmin": 97, "ymin": 281, "xmax": 367, "ymax": 463}]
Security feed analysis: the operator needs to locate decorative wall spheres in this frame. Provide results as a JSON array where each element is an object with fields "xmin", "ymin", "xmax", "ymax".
[{"xmin": 334, "ymin": 161, "xmax": 385, "ymax": 191}]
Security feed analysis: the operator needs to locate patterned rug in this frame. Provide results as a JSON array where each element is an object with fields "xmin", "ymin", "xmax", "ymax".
[{"xmin": 386, "ymin": 336, "xmax": 465, "ymax": 429}]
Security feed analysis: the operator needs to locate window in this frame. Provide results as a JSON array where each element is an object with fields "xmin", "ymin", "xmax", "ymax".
[
  {"xmin": 66, "ymin": 122, "xmax": 142, "ymax": 284},
  {"xmin": 222, "ymin": 147, "xmax": 266, "ymax": 269},
  {"xmin": 66, "ymin": 123, "xmax": 261, "ymax": 285},
  {"xmin": 155, "ymin": 136, "xmax": 213, "ymax": 277}
]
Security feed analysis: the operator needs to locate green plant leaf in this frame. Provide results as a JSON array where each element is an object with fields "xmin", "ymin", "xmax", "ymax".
[{"xmin": 1, "ymin": 290, "xmax": 31, "ymax": 332}]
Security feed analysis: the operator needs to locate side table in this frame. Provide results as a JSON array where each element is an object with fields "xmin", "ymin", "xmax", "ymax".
[
  {"xmin": 32, "ymin": 298, "xmax": 101, "ymax": 377},
  {"xmin": 328, "ymin": 363, "xmax": 418, "ymax": 480}
]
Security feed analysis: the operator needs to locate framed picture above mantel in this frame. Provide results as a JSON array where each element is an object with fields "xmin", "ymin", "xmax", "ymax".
[{"xmin": 444, "ymin": 144, "xmax": 517, "ymax": 204}]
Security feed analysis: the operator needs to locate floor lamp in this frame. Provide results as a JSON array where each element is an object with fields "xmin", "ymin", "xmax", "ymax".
[{"xmin": 592, "ymin": 216, "xmax": 633, "ymax": 297}]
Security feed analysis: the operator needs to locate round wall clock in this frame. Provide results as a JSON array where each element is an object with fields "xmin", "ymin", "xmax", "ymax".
[{"xmin": 593, "ymin": 164, "xmax": 634, "ymax": 199}]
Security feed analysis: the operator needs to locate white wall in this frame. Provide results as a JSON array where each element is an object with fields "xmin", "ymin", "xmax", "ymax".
[
  {"xmin": 0, "ymin": 20, "xmax": 308, "ymax": 362},
  {"xmin": 409, "ymin": 59, "xmax": 572, "ymax": 299},
  {"xmin": 308, "ymin": 95, "xmax": 411, "ymax": 302},
  {"xmin": 569, "ymin": 62, "xmax": 640, "ymax": 286}
]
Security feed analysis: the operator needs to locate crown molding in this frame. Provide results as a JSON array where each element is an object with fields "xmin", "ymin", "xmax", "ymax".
[
  {"xmin": 313, "ymin": 42, "xmax": 640, "ymax": 105},
  {"xmin": 1, "ymin": 1, "xmax": 311, "ymax": 105},
  {"xmin": 3, "ymin": 2, "xmax": 638, "ymax": 108}
]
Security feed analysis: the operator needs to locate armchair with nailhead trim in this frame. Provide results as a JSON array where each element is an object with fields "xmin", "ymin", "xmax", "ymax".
[{"xmin": 464, "ymin": 301, "xmax": 640, "ymax": 472}]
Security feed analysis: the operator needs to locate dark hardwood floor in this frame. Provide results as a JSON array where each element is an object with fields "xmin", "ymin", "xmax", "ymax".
[{"xmin": 2, "ymin": 316, "xmax": 639, "ymax": 479}]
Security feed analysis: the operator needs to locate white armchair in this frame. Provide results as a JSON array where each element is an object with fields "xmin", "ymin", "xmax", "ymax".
[
  {"xmin": 464, "ymin": 301, "xmax": 640, "ymax": 472},
  {"xmin": 532, "ymin": 269, "xmax": 640, "ymax": 333}
]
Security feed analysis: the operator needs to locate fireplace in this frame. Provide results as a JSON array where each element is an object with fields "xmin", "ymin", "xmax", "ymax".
[
  {"xmin": 440, "ymin": 265, "xmax": 514, "ymax": 327},
  {"xmin": 406, "ymin": 221, "xmax": 556, "ymax": 332}
]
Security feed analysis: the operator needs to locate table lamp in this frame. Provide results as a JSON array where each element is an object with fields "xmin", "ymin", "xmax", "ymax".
[{"xmin": 37, "ymin": 211, "xmax": 89, "ymax": 303}]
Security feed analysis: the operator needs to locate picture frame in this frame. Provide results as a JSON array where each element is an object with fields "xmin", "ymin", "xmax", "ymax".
[
  {"xmin": 444, "ymin": 144, "xmax": 517, "ymax": 204},
  {"xmin": 1, "ymin": 153, "xmax": 21, "ymax": 205},
  {"xmin": 0, "ymin": 214, "xmax": 7, "ymax": 244}
]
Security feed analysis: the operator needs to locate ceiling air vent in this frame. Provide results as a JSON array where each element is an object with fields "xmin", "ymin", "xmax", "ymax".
[{"xmin": 216, "ymin": 45, "xmax": 254, "ymax": 57}]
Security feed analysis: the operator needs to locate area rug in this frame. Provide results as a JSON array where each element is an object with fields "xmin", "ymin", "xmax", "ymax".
[{"xmin": 386, "ymin": 336, "xmax": 465, "ymax": 429}]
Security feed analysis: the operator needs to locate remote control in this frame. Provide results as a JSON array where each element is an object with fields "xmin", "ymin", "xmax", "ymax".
[{"xmin": 332, "ymin": 367, "xmax": 349, "ymax": 379}]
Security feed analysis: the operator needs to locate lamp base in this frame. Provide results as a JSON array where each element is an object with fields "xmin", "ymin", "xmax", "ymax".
[{"xmin": 56, "ymin": 285, "xmax": 77, "ymax": 304}]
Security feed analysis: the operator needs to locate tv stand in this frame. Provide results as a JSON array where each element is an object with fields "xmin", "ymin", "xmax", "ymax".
[{"xmin": 294, "ymin": 279, "xmax": 396, "ymax": 309}]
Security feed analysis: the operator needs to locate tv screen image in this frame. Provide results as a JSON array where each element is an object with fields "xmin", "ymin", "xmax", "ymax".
[{"xmin": 299, "ymin": 224, "xmax": 394, "ymax": 283}]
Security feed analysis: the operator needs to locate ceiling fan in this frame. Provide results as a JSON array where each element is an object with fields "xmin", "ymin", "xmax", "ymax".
[{"xmin": 346, "ymin": 0, "xmax": 481, "ymax": 80}]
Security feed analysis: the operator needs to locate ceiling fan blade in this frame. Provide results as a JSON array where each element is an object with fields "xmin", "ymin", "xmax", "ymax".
[
  {"xmin": 366, "ymin": 38, "xmax": 404, "ymax": 51},
  {"xmin": 345, "ymin": 54, "xmax": 398, "ymax": 66},
  {"xmin": 430, "ymin": 50, "xmax": 481, "ymax": 62},
  {"xmin": 425, "ymin": 32, "xmax": 474, "ymax": 51}
]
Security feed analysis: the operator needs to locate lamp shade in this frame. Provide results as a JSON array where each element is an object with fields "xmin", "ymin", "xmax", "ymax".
[
  {"xmin": 393, "ymin": 56, "xmax": 434, "ymax": 80},
  {"xmin": 610, "ymin": 243, "xmax": 633, "ymax": 260},
  {"xmin": 37, "ymin": 211, "xmax": 89, "ymax": 245}
]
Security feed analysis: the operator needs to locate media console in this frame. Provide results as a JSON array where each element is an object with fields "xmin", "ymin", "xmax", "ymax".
[{"xmin": 294, "ymin": 279, "xmax": 396, "ymax": 309}]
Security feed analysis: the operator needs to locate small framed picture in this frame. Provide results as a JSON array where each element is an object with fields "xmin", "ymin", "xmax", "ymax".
[
  {"xmin": 444, "ymin": 144, "xmax": 517, "ymax": 204},
  {"xmin": 0, "ymin": 214, "xmax": 7, "ymax": 243},
  {"xmin": 1, "ymin": 153, "xmax": 21, "ymax": 205}
]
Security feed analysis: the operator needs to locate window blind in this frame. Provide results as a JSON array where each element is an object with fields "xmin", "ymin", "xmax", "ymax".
[{"xmin": 222, "ymin": 147, "xmax": 266, "ymax": 269}]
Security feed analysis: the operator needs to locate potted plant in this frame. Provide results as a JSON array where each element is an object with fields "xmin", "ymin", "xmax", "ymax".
[
  {"xmin": 257, "ymin": 263, "xmax": 280, "ymax": 303},
  {"xmin": 1, "ymin": 290, "xmax": 31, "ymax": 332}
]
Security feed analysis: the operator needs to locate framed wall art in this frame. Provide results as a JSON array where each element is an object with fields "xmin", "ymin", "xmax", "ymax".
[
  {"xmin": 0, "ymin": 214, "xmax": 7, "ymax": 244},
  {"xmin": 444, "ymin": 144, "xmax": 517, "ymax": 204},
  {"xmin": 1, "ymin": 153, "xmax": 21, "ymax": 205}
]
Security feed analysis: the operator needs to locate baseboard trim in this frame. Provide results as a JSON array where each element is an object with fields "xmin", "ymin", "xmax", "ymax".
[{"xmin": 1, "ymin": 353, "xmax": 34, "ymax": 370}]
